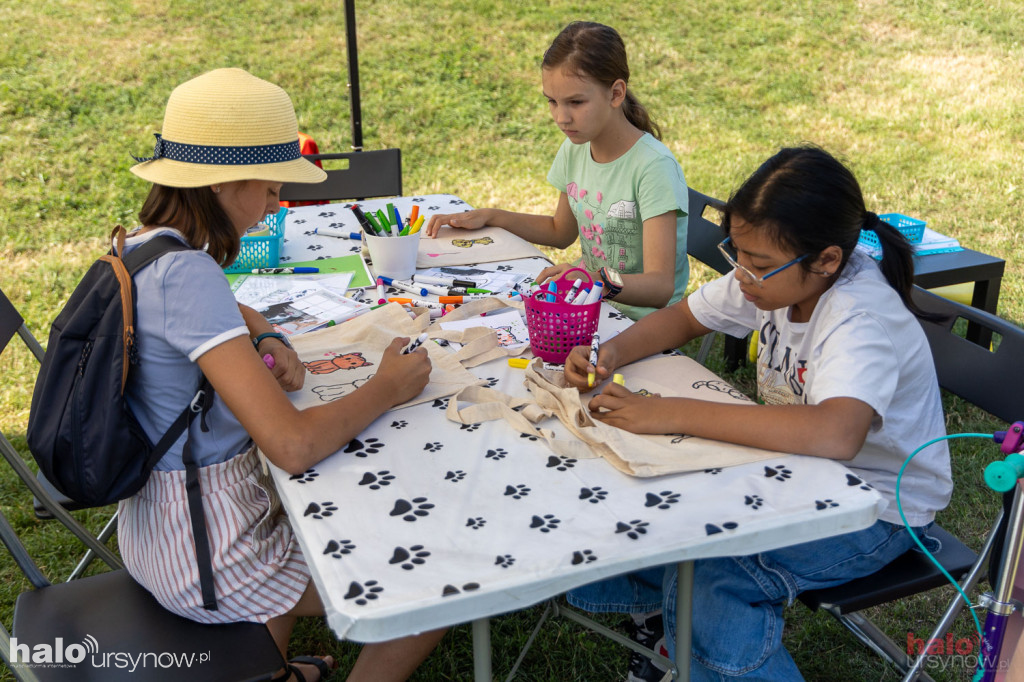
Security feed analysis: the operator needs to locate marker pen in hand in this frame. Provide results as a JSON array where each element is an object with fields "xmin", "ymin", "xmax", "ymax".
[
  {"xmin": 613, "ymin": 373, "xmax": 626, "ymax": 387},
  {"xmin": 587, "ymin": 332, "xmax": 601, "ymax": 387},
  {"xmin": 263, "ymin": 354, "xmax": 275, "ymax": 370},
  {"xmin": 403, "ymin": 332, "xmax": 429, "ymax": 354}
]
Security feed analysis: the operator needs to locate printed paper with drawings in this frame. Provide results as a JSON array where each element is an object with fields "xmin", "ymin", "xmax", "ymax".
[
  {"xmin": 231, "ymin": 274, "xmax": 370, "ymax": 335},
  {"xmin": 439, "ymin": 308, "xmax": 530, "ymax": 350}
]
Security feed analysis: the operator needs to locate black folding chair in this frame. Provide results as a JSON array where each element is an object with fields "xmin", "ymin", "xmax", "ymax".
[
  {"xmin": 798, "ymin": 286, "xmax": 1024, "ymax": 681},
  {"xmin": 280, "ymin": 149, "xmax": 402, "ymax": 203},
  {"xmin": 0, "ymin": 286, "xmax": 121, "ymax": 577}
]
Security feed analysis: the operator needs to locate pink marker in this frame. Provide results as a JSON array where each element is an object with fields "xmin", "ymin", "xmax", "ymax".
[
  {"xmin": 376, "ymin": 277, "xmax": 387, "ymax": 305},
  {"xmin": 263, "ymin": 353, "xmax": 275, "ymax": 369}
]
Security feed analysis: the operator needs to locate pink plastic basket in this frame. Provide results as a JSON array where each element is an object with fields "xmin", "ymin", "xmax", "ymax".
[{"xmin": 524, "ymin": 268, "xmax": 600, "ymax": 363}]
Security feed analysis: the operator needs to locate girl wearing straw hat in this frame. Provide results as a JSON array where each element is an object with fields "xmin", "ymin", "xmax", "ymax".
[{"xmin": 122, "ymin": 68, "xmax": 444, "ymax": 682}]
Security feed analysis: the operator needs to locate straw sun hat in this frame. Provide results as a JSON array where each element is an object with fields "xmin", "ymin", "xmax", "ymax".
[{"xmin": 130, "ymin": 68, "xmax": 327, "ymax": 188}]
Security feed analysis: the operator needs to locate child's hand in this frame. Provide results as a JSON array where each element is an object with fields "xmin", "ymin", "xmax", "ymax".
[
  {"xmin": 373, "ymin": 337, "xmax": 432, "ymax": 406},
  {"xmin": 535, "ymin": 263, "xmax": 593, "ymax": 288},
  {"xmin": 564, "ymin": 343, "xmax": 616, "ymax": 392},
  {"xmin": 425, "ymin": 209, "xmax": 492, "ymax": 238},
  {"xmin": 264, "ymin": 343, "xmax": 305, "ymax": 392},
  {"xmin": 588, "ymin": 384, "xmax": 667, "ymax": 434}
]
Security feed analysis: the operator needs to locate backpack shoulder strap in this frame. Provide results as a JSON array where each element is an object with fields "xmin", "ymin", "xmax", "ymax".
[{"xmin": 120, "ymin": 232, "xmax": 194, "ymax": 274}]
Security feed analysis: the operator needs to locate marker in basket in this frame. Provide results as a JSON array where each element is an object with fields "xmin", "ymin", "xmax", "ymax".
[
  {"xmin": 251, "ymin": 267, "xmax": 319, "ymax": 274},
  {"xmin": 580, "ymin": 281, "xmax": 604, "ymax": 305},
  {"xmin": 378, "ymin": 276, "xmax": 428, "ymax": 297},
  {"xmin": 588, "ymin": 332, "xmax": 601, "ymax": 387},
  {"xmin": 571, "ymin": 286, "xmax": 592, "ymax": 305},
  {"xmin": 376, "ymin": 277, "xmax": 387, "ymax": 305},
  {"xmin": 315, "ymin": 227, "xmax": 362, "ymax": 240},
  {"xmin": 402, "ymin": 332, "xmax": 429, "ymax": 354},
  {"xmin": 562, "ymin": 279, "xmax": 583, "ymax": 304},
  {"xmin": 545, "ymin": 281, "xmax": 558, "ymax": 303}
]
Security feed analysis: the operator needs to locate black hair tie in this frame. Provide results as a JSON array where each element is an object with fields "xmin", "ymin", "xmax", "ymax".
[{"xmin": 862, "ymin": 211, "xmax": 880, "ymax": 231}]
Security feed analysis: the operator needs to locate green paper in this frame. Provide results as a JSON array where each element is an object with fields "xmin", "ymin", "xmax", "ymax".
[{"xmin": 225, "ymin": 253, "xmax": 373, "ymax": 289}]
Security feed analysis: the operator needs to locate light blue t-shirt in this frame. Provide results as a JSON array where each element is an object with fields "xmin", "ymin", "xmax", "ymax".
[
  {"xmin": 123, "ymin": 228, "xmax": 252, "ymax": 471},
  {"xmin": 547, "ymin": 133, "xmax": 689, "ymax": 320}
]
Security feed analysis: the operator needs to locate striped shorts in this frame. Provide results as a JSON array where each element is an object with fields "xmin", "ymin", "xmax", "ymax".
[{"xmin": 118, "ymin": 448, "xmax": 311, "ymax": 624}]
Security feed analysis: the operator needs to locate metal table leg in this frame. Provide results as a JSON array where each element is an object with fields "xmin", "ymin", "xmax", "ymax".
[
  {"xmin": 676, "ymin": 561, "xmax": 694, "ymax": 681},
  {"xmin": 473, "ymin": 617, "xmax": 492, "ymax": 681}
]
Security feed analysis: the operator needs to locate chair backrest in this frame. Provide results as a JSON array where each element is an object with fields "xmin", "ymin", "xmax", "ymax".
[
  {"xmin": 280, "ymin": 149, "xmax": 402, "ymax": 203},
  {"xmin": 0, "ymin": 288, "xmax": 44, "ymax": 363},
  {"xmin": 911, "ymin": 285, "xmax": 1024, "ymax": 423},
  {"xmin": 686, "ymin": 187, "xmax": 731, "ymax": 275}
]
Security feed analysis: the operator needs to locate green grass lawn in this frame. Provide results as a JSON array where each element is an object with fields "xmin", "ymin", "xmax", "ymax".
[{"xmin": 2, "ymin": 1, "xmax": 1023, "ymax": 680}]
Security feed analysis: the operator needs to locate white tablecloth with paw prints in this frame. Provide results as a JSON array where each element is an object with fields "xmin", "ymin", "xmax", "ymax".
[{"xmin": 266, "ymin": 199, "xmax": 885, "ymax": 643}]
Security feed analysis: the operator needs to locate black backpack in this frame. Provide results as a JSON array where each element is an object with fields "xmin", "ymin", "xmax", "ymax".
[{"xmin": 27, "ymin": 226, "xmax": 219, "ymax": 610}]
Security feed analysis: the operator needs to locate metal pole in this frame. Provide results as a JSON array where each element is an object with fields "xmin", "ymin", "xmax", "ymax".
[{"xmin": 344, "ymin": 0, "xmax": 363, "ymax": 151}]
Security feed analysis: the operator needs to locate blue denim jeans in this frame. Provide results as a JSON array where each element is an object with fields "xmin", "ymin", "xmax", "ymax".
[{"xmin": 566, "ymin": 520, "xmax": 936, "ymax": 680}]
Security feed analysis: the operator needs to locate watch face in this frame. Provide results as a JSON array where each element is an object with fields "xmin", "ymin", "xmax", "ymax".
[{"xmin": 606, "ymin": 268, "xmax": 623, "ymax": 286}]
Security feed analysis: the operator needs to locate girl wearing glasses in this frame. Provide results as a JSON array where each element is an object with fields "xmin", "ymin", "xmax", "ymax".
[{"xmin": 563, "ymin": 145, "xmax": 951, "ymax": 680}]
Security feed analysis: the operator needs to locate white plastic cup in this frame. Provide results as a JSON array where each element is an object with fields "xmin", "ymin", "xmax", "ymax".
[{"xmin": 364, "ymin": 231, "xmax": 421, "ymax": 280}]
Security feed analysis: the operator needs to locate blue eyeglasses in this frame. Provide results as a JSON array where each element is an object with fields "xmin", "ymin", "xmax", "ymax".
[{"xmin": 717, "ymin": 237, "xmax": 808, "ymax": 287}]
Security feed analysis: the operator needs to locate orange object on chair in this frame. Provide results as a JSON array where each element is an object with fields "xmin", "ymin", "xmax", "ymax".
[{"xmin": 281, "ymin": 133, "xmax": 328, "ymax": 207}]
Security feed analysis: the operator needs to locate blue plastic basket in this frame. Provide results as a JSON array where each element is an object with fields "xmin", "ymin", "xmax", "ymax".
[
  {"xmin": 223, "ymin": 207, "xmax": 288, "ymax": 274},
  {"xmin": 859, "ymin": 213, "xmax": 926, "ymax": 248}
]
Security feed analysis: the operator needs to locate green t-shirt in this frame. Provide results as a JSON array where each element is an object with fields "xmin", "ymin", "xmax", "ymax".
[{"xmin": 547, "ymin": 133, "xmax": 689, "ymax": 320}]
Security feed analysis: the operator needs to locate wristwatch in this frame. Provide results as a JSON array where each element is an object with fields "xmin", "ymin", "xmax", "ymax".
[
  {"xmin": 599, "ymin": 267, "xmax": 624, "ymax": 300},
  {"xmin": 252, "ymin": 332, "xmax": 292, "ymax": 351}
]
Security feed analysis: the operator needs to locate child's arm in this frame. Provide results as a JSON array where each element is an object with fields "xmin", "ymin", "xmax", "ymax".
[
  {"xmin": 589, "ymin": 389, "xmax": 874, "ymax": 460},
  {"xmin": 197, "ymin": 335, "xmax": 432, "ymax": 475},
  {"xmin": 565, "ymin": 298, "xmax": 712, "ymax": 389},
  {"xmin": 237, "ymin": 303, "xmax": 304, "ymax": 391},
  {"xmin": 424, "ymin": 192, "xmax": 580, "ymax": 247}
]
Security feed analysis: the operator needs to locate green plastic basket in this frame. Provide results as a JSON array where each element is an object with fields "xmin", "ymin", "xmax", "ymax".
[
  {"xmin": 223, "ymin": 207, "xmax": 288, "ymax": 274},
  {"xmin": 859, "ymin": 213, "xmax": 926, "ymax": 248}
]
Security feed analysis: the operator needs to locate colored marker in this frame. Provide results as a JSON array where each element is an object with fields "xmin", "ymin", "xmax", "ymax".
[
  {"xmin": 376, "ymin": 277, "xmax": 387, "ymax": 305},
  {"xmin": 251, "ymin": 267, "xmax": 319, "ymax": 274},
  {"xmin": 350, "ymin": 205, "xmax": 374, "ymax": 232},
  {"xmin": 386, "ymin": 203, "xmax": 397, "ymax": 225},
  {"xmin": 580, "ymin": 281, "xmax": 604, "ymax": 305},
  {"xmin": 403, "ymin": 332, "xmax": 429, "ymax": 354},
  {"xmin": 315, "ymin": 227, "xmax": 362, "ymax": 240},
  {"xmin": 613, "ymin": 373, "xmax": 626, "ymax": 387},
  {"xmin": 546, "ymin": 281, "xmax": 558, "ymax": 303},
  {"xmin": 263, "ymin": 354, "xmax": 275, "ymax": 370},
  {"xmin": 571, "ymin": 287, "xmax": 592, "ymax": 304},
  {"xmin": 409, "ymin": 204, "xmax": 420, "ymax": 226},
  {"xmin": 364, "ymin": 211, "xmax": 385, "ymax": 234},
  {"xmin": 388, "ymin": 296, "xmax": 445, "ymax": 310},
  {"xmin": 408, "ymin": 215, "xmax": 425, "ymax": 235},
  {"xmin": 438, "ymin": 295, "xmax": 489, "ymax": 304},
  {"xmin": 562, "ymin": 279, "xmax": 583, "ymax": 304},
  {"xmin": 378, "ymin": 276, "xmax": 428, "ymax": 297},
  {"xmin": 415, "ymin": 282, "xmax": 451, "ymax": 297},
  {"xmin": 393, "ymin": 206, "xmax": 405, "ymax": 235},
  {"xmin": 414, "ymin": 274, "xmax": 479, "ymax": 288},
  {"xmin": 376, "ymin": 209, "xmax": 391, "ymax": 234},
  {"xmin": 508, "ymin": 358, "xmax": 530, "ymax": 369},
  {"xmin": 588, "ymin": 332, "xmax": 601, "ymax": 387}
]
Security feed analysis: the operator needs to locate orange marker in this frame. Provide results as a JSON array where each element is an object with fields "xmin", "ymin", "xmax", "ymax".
[
  {"xmin": 438, "ymin": 295, "xmax": 488, "ymax": 304},
  {"xmin": 409, "ymin": 204, "xmax": 420, "ymax": 225},
  {"xmin": 387, "ymin": 297, "xmax": 414, "ymax": 304}
]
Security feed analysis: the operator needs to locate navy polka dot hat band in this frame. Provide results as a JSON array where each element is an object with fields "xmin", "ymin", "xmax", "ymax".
[{"xmin": 130, "ymin": 68, "xmax": 327, "ymax": 188}]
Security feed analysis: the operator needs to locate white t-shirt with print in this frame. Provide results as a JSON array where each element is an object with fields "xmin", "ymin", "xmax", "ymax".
[{"xmin": 688, "ymin": 250, "xmax": 951, "ymax": 526}]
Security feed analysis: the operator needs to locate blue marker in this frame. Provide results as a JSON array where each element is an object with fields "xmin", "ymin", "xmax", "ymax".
[
  {"xmin": 315, "ymin": 227, "xmax": 362, "ymax": 240},
  {"xmin": 546, "ymin": 281, "xmax": 558, "ymax": 302},
  {"xmin": 378, "ymin": 275, "xmax": 428, "ymax": 297}
]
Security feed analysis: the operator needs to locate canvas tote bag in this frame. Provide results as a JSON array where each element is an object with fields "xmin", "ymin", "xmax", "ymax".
[
  {"xmin": 286, "ymin": 302, "xmax": 486, "ymax": 410},
  {"xmin": 446, "ymin": 353, "xmax": 779, "ymax": 477},
  {"xmin": 414, "ymin": 226, "xmax": 547, "ymax": 268}
]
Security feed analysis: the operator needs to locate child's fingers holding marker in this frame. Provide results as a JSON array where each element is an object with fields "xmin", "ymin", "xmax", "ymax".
[{"xmin": 563, "ymin": 345, "xmax": 597, "ymax": 392}]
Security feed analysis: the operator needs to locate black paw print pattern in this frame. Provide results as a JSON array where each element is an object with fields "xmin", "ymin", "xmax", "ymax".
[
  {"xmin": 466, "ymin": 517, "xmax": 486, "ymax": 530},
  {"xmin": 460, "ymin": 423, "xmax": 481, "ymax": 432},
  {"xmin": 705, "ymin": 522, "xmax": 739, "ymax": 535},
  {"xmin": 306, "ymin": 243, "xmax": 324, "ymax": 252},
  {"xmin": 495, "ymin": 264, "xmax": 513, "ymax": 271},
  {"xmin": 442, "ymin": 582, "xmax": 480, "ymax": 597},
  {"xmin": 764, "ymin": 465, "xmax": 792, "ymax": 481},
  {"xmin": 846, "ymin": 474, "xmax": 873, "ymax": 491},
  {"xmin": 289, "ymin": 469, "xmax": 319, "ymax": 484},
  {"xmin": 431, "ymin": 398, "xmax": 449, "ymax": 410},
  {"xmin": 644, "ymin": 491, "xmax": 680, "ymax": 509},
  {"xmin": 745, "ymin": 495, "xmax": 764, "ymax": 510},
  {"xmin": 606, "ymin": 310, "xmax": 628, "ymax": 322},
  {"xmin": 815, "ymin": 499, "xmax": 839, "ymax": 510},
  {"xmin": 495, "ymin": 554, "xmax": 515, "ymax": 568},
  {"xmin": 485, "ymin": 448, "xmax": 507, "ymax": 460},
  {"xmin": 579, "ymin": 486, "xmax": 608, "ymax": 503},
  {"xmin": 358, "ymin": 470, "xmax": 395, "ymax": 490},
  {"xmin": 704, "ymin": 468, "xmax": 723, "ymax": 475},
  {"xmin": 483, "ymin": 377, "xmax": 500, "ymax": 388},
  {"xmin": 530, "ymin": 514, "xmax": 561, "ymax": 532},
  {"xmin": 572, "ymin": 549, "xmax": 597, "ymax": 565},
  {"xmin": 390, "ymin": 420, "xmax": 408, "ymax": 430},
  {"xmin": 303, "ymin": 502, "xmax": 338, "ymax": 519},
  {"xmin": 389, "ymin": 545, "xmax": 430, "ymax": 570},
  {"xmin": 546, "ymin": 455, "xmax": 577, "ymax": 471},
  {"xmin": 520, "ymin": 431, "xmax": 540, "ymax": 441},
  {"xmin": 424, "ymin": 442, "xmax": 443, "ymax": 452},
  {"xmin": 323, "ymin": 539, "xmax": 356, "ymax": 559},
  {"xmin": 317, "ymin": 211, "xmax": 337, "ymax": 218},
  {"xmin": 344, "ymin": 437, "xmax": 384, "ymax": 458},
  {"xmin": 615, "ymin": 520, "xmax": 649, "ymax": 540},
  {"xmin": 344, "ymin": 580, "xmax": 383, "ymax": 606},
  {"xmin": 445, "ymin": 470, "xmax": 467, "ymax": 483},
  {"xmin": 505, "ymin": 484, "xmax": 531, "ymax": 500},
  {"xmin": 390, "ymin": 497, "xmax": 435, "ymax": 521}
]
